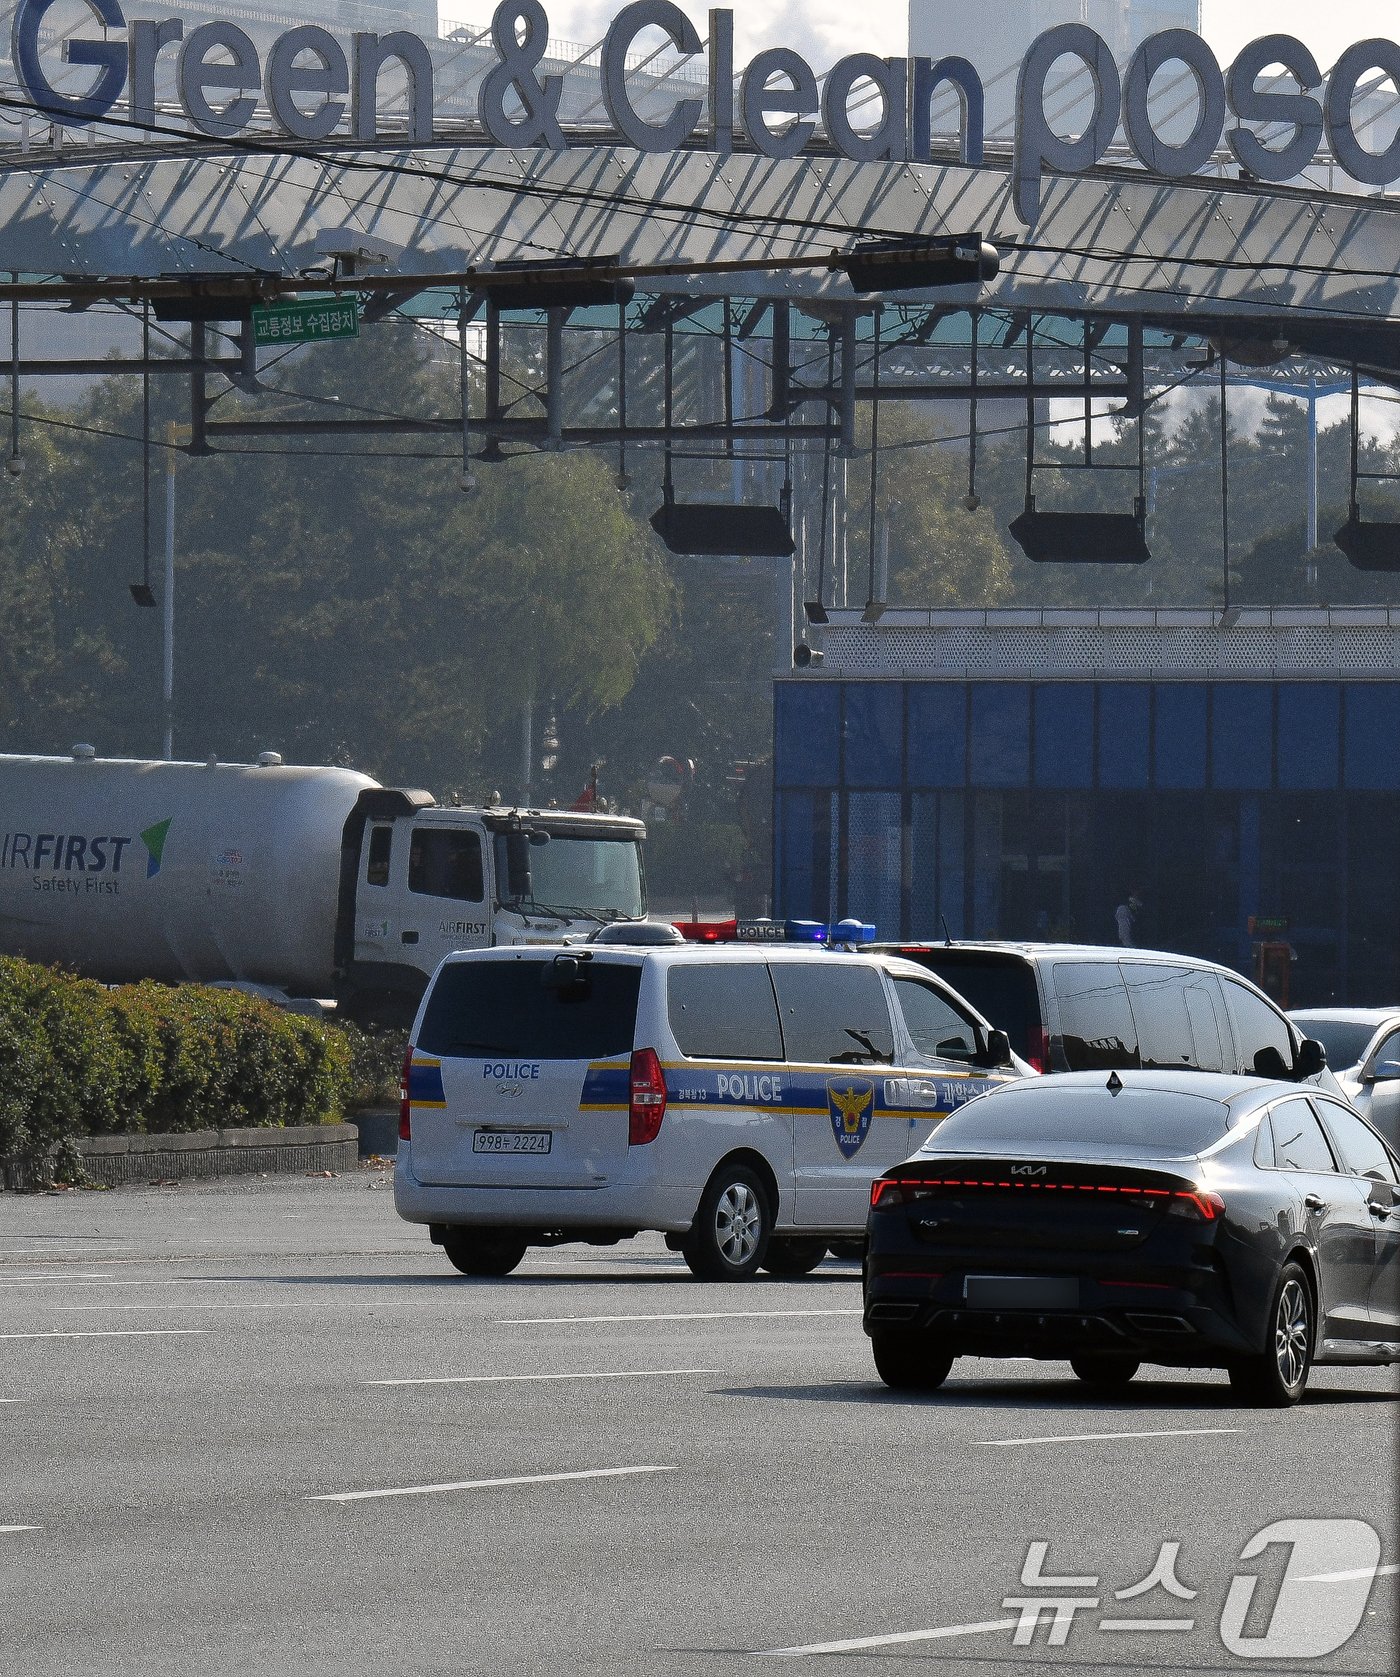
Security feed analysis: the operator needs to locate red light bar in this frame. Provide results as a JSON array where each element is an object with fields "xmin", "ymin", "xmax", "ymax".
[{"xmin": 675, "ymin": 919, "xmax": 738, "ymax": 944}]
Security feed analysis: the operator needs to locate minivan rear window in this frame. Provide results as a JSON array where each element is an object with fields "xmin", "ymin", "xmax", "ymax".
[
  {"xmin": 417, "ymin": 961, "xmax": 641, "ymax": 1062},
  {"xmin": 898, "ymin": 952, "xmax": 1040, "ymax": 1062}
]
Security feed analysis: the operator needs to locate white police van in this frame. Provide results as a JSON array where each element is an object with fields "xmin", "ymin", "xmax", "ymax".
[{"xmin": 394, "ymin": 922, "xmax": 1027, "ymax": 1279}]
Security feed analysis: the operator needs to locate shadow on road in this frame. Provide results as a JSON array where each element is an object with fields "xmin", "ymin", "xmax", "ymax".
[{"xmin": 712, "ymin": 1376, "xmax": 1399, "ymax": 1410}]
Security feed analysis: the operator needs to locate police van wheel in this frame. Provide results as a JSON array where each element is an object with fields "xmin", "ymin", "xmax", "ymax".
[
  {"xmin": 872, "ymin": 1334, "xmax": 954, "ymax": 1393},
  {"xmin": 683, "ymin": 1165, "xmax": 772, "ymax": 1281},
  {"xmin": 762, "ymin": 1237, "xmax": 827, "ymax": 1277},
  {"xmin": 442, "ymin": 1230, "xmax": 529, "ymax": 1279}
]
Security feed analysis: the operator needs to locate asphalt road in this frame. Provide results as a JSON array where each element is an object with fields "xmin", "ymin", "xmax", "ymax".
[{"xmin": 2, "ymin": 1169, "xmax": 1396, "ymax": 1677}]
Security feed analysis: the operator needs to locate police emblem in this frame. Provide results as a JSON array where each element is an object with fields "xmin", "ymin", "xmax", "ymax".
[{"xmin": 827, "ymin": 1079, "xmax": 875, "ymax": 1160}]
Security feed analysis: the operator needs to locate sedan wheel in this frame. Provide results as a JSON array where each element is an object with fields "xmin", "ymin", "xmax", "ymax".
[
  {"xmin": 683, "ymin": 1165, "xmax": 772, "ymax": 1280},
  {"xmin": 1228, "ymin": 1262, "xmax": 1314, "ymax": 1407},
  {"xmin": 872, "ymin": 1334, "xmax": 954, "ymax": 1393},
  {"xmin": 1069, "ymin": 1353, "xmax": 1140, "ymax": 1390}
]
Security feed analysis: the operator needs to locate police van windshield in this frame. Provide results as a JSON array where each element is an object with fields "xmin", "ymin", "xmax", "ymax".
[
  {"xmin": 497, "ymin": 834, "xmax": 645, "ymax": 921},
  {"xmin": 417, "ymin": 961, "xmax": 641, "ymax": 1061}
]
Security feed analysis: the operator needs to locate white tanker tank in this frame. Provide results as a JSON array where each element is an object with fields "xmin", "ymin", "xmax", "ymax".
[{"xmin": 0, "ymin": 750, "xmax": 648, "ymax": 1025}]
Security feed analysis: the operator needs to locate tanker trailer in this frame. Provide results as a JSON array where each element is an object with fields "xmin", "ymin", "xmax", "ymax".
[{"xmin": 0, "ymin": 750, "xmax": 648, "ymax": 1026}]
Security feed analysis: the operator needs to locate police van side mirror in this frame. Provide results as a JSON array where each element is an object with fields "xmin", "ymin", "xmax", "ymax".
[
  {"xmin": 978, "ymin": 1028, "xmax": 1014, "ymax": 1070},
  {"xmin": 1294, "ymin": 1038, "xmax": 1328, "ymax": 1081}
]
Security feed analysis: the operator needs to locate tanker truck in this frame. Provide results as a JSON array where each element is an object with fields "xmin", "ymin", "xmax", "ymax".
[{"xmin": 0, "ymin": 750, "xmax": 648, "ymax": 1027}]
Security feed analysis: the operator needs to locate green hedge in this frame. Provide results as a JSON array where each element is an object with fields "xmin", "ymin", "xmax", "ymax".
[{"xmin": 0, "ymin": 957, "xmax": 352, "ymax": 1179}]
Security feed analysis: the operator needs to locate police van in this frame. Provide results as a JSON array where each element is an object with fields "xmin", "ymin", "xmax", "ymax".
[{"xmin": 394, "ymin": 925, "xmax": 1027, "ymax": 1280}]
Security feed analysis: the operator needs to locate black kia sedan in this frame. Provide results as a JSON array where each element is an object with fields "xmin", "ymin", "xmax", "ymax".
[{"xmin": 864, "ymin": 1072, "xmax": 1400, "ymax": 1406}]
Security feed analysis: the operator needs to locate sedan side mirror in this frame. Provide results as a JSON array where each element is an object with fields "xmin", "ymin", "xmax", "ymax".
[
  {"xmin": 1368, "ymin": 1060, "xmax": 1400, "ymax": 1084},
  {"xmin": 1295, "ymin": 1038, "xmax": 1328, "ymax": 1081}
]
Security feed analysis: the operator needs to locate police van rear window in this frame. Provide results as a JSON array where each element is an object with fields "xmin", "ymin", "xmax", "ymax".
[{"xmin": 417, "ymin": 961, "xmax": 641, "ymax": 1062}]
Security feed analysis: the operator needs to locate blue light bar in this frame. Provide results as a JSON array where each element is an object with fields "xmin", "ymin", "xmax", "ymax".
[
  {"xmin": 785, "ymin": 920, "xmax": 829, "ymax": 943},
  {"xmin": 832, "ymin": 919, "xmax": 878, "ymax": 946}
]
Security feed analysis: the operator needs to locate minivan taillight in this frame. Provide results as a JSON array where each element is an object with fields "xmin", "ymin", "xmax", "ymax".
[
  {"xmin": 1030, "ymin": 1027, "xmax": 1052, "ymax": 1075},
  {"xmin": 629, "ymin": 1049, "xmax": 667, "ymax": 1146},
  {"xmin": 399, "ymin": 1047, "xmax": 414, "ymax": 1143}
]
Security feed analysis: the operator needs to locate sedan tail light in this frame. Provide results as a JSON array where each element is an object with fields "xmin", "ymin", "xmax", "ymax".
[
  {"xmin": 871, "ymin": 1174, "xmax": 1224, "ymax": 1219},
  {"xmin": 629, "ymin": 1049, "xmax": 667, "ymax": 1146}
]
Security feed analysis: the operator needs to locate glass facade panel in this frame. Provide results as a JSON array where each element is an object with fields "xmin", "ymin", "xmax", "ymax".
[
  {"xmin": 970, "ymin": 685, "xmax": 1030, "ymax": 788},
  {"xmin": 1034, "ymin": 686, "xmax": 1094, "ymax": 788},
  {"xmin": 775, "ymin": 683, "xmax": 840, "ymax": 788},
  {"xmin": 1278, "ymin": 685, "xmax": 1340, "ymax": 790},
  {"xmin": 908, "ymin": 685, "xmax": 966, "ymax": 787},
  {"xmin": 844, "ymin": 685, "xmax": 903, "ymax": 787},
  {"xmin": 1155, "ymin": 685, "xmax": 1208, "ymax": 789},
  {"xmin": 774, "ymin": 679, "xmax": 1400, "ymax": 1005},
  {"xmin": 1212, "ymin": 686, "xmax": 1273, "ymax": 789},
  {"xmin": 1098, "ymin": 684, "xmax": 1151, "ymax": 788},
  {"xmin": 1345, "ymin": 686, "xmax": 1400, "ymax": 791}
]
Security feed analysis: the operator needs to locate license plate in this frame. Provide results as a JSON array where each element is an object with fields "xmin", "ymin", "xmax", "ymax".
[
  {"xmin": 964, "ymin": 1275, "xmax": 1080, "ymax": 1309},
  {"xmin": 473, "ymin": 1131, "xmax": 552, "ymax": 1156}
]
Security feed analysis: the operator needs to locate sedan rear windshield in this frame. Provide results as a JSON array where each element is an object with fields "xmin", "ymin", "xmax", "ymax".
[
  {"xmin": 925, "ymin": 1086, "xmax": 1231, "ymax": 1158},
  {"xmin": 417, "ymin": 961, "xmax": 641, "ymax": 1061}
]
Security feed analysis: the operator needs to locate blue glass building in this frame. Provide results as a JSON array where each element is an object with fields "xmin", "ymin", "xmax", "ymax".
[{"xmin": 774, "ymin": 610, "xmax": 1400, "ymax": 1006}]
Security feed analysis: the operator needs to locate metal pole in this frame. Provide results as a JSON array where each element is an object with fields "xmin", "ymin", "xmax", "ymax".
[
  {"xmin": 9, "ymin": 274, "xmax": 19, "ymax": 470},
  {"xmin": 1219, "ymin": 355, "xmax": 1231, "ymax": 616},
  {"xmin": 1306, "ymin": 378, "xmax": 1319, "ymax": 554},
  {"xmin": 163, "ymin": 432, "xmax": 175, "ymax": 762},
  {"xmin": 521, "ymin": 677, "xmax": 534, "ymax": 808}
]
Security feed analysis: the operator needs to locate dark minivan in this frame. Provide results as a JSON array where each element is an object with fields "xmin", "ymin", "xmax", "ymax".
[{"xmin": 880, "ymin": 943, "xmax": 1333, "ymax": 1089}]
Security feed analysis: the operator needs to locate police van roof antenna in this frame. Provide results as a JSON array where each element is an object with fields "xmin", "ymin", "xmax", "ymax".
[
  {"xmin": 129, "ymin": 301, "xmax": 157, "ymax": 610},
  {"xmin": 941, "ymin": 915, "xmax": 954, "ymax": 947}
]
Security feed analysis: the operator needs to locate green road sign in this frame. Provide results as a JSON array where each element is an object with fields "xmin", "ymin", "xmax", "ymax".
[{"xmin": 251, "ymin": 297, "xmax": 359, "ymax": 346}]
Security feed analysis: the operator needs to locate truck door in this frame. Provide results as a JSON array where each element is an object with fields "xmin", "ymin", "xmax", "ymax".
[
  {"xmin": 400, "ymin": 824, "xmax": 493, "ymax": 970},
  {"xmin": 352, "ymin": 824, "xmax": 399, "ymax": 964}
]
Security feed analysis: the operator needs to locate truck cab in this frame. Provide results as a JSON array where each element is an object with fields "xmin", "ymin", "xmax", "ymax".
[{"xmin": 339, "ymin": 795, "xmax": 647, "ymax": 1028}]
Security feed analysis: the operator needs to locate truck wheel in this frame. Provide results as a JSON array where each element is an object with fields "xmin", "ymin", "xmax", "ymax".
[
  {"xmin": 762, "ymin": 1237, "xmax": 827, "ymax": 1277},
  {"xmin": 442, "ymin": 1230, "xmax": 529, "ymax": 1279},
  {"xmin": 1227, "ymin": 1262, "xmax": 1313, "ymax": 1407},
  {"xmin": 682, "ymin": 1164, "xmax": 771, "ymax": 1281},
  {"xmin": 871, "ymin": 1334, "xmax": 954, "ymax": 1393}
]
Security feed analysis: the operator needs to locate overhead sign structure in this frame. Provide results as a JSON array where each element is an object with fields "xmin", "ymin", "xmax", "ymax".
[
  {"xmin": 250, "ymin": 298, "xmax": 359, "ymax": 346},
  {"xmin": 12, "ymin": 0, "xmax": 1400, "ymax": 227}
]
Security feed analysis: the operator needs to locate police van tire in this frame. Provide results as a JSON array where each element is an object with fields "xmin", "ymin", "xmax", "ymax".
[
  {"xmin": 682, "ymin": 1164, "xmax": 772, "ymax": 1281},
  {"xmin": 442, "ymin": 1230, "xmax": 529, "ymax": 1278},
  {"xmin": 762, "ymin": 1237, "xmax": 827, "ymax": 1277},
  {"xmin": 871, "ymin": 1334, "xmax": 954, "ymax": 1393}
]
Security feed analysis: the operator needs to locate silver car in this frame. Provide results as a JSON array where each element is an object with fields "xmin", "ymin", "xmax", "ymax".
[{"xmin": 1291, "ymin": 1010, "xmax": 1400, "ymax": 1150}]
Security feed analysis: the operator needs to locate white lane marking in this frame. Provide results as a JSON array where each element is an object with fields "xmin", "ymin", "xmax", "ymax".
[
  {"xmin": 762, "ymin": 1618, "xmax": 1021, "ymax": 1657},
  {"xmin": 0, "ymin": 1526, "xmax": 39, "ymax": 1534},
  {"xmin": 48, "ymin": 1302, "xmax": 369, "ymax": 1313},
  {"xmin": 980, "ymin": 1427, "xmax": 1240, "ymax": 1448},
  {"xmin": 1298, "ymin": 1563, "xmax": 1400, "ymax": 1584},
  {"xmin": 0, "ymin": 1329, "xmax": 212, "ymax": 1342},
  {"xmin": 370, "ymin": 1368, "xmax": 717, "ymax": 1387},
  {"xmin": 0, "ymin": 1279, "xmax": 139, "ymax": 1288},
  {"xmin": 308, "ymin": 1464, "xmax": 675, "ymax": 1505},
  {"xmin": 496, "ymin": 1309, "xmax": 863, "ymax": 1326}
]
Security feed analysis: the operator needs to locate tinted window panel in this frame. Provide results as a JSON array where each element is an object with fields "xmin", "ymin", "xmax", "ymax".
[
  {"xmin": 1344, "ymin": 686, "xmax": 1400, "ymax": 791},
  {"xmin": 1221, "ymin": 980, "xmax": 1295, "ymax": 1079},
  {"xmin": 366, "ymin": 827, "xmax": 392, "ymax": 888},
  {"xmin": 1098, "ymin": 684, "xmax": 1150, "ymax": 789},
  {"xmin": 899, "ymin": 952, "xmax": 1041, "ymax": 1064},
  {"xmin": 908, "ymin": 686, "xmax": 967, "ymax": 788},
  {"xmin": 1268, "ymin": 1099, "xmax": 1337, "ymax": 1173},
  {"xmin": 776, "ymin": 683, "xmax": 840, "ymax": 788},
  {"xmin": 1034, "ymin": 686, "xmax": 1093, "ymax": 789},
  {"xmin": 771, "ymin": 963, "xmax": 895, "ymax": 1065},
  {"xmin": 845, "ymin": 686, "xmax": 903, "ymax": 787},
  {"xmin": 1052, "ymin": 961, "xmax": 1140, "ymax": 1071},
  {"xmin": 1212, "ymin": 686, "xmax": 1273, "ymax": 790},
  {"xmin": 1315, "ymin": 1102, "xmax": 1398, "ymax": 1183},
  {"xmin": 409, "ymin": 831, "xmax": 484, "ymax": 903},
  {"xmin": 1278, "ymin": 685, "xmax": 1340, "ymax": 791},
  {"xmin": 892, "ymin": 978, "xmax": 978, "ymax": 1063},
  {"xmin": 1123, "ymin": 964, "xmax": 1198, "ymax": 1071},
  {"xmin": 668, "ymin": 964, "xmax": 783, "ymax": 1063},
  {"xmin": 1155, "ymin": 685, "xmax": 1207, "ymax": 790},
  {"xmin": 1292, "ymin": 1017, "xmax": 1379, "ymax": 1072},
  {"xmin": 417, "ymin": 961, "xmax": 641, "ymax": 1061},
  {"xmin": 1183, "ymin": 980, "xmax": 1229, "ymax": 1074},
  {"xmin": 970, "ymin": 685, "xmax": 1030, "ymax": 788}
]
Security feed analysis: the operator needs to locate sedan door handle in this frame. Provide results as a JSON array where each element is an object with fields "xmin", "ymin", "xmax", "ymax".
[
  {"xmin": 1304, "ymin": 1193, "xmax": 1327, "ymax": 1212},
  {"xmin": 1370, "ymin": 1201, "xmax": 1393, "ymax": 1220}
]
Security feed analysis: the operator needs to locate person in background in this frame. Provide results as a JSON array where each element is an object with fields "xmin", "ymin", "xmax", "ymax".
[{"xmin": 1116, "ymin": 889, "xmax": 1144, "ymax": 948}]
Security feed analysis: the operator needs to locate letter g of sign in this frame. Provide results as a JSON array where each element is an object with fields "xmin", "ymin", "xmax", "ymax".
[{"xmin": 14, "ymin": 0, "xmax": 128, "ymax": 123}]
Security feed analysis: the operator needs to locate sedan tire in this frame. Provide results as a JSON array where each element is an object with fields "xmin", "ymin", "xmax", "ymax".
[
  {"xmin": 1069, "ymin": 1354, "xmax": 1140, "ymax": 1390},
  {"xmin": 1228, "ymin": 1261, "xmax": 1314, "ymax": 1407},
  {"xmin": 872, "ymin": 1334, "xmax": 955, "ymax": 1393},
  {"xmin": 683, "ymin": 1164, "xmax": 772, "ymax": 1281}
]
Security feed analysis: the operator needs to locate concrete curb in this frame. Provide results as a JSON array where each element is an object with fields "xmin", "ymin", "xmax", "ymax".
[{"xmin": 2, "ymin": 1124, "xmax": 360, "ymax": 1191}]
